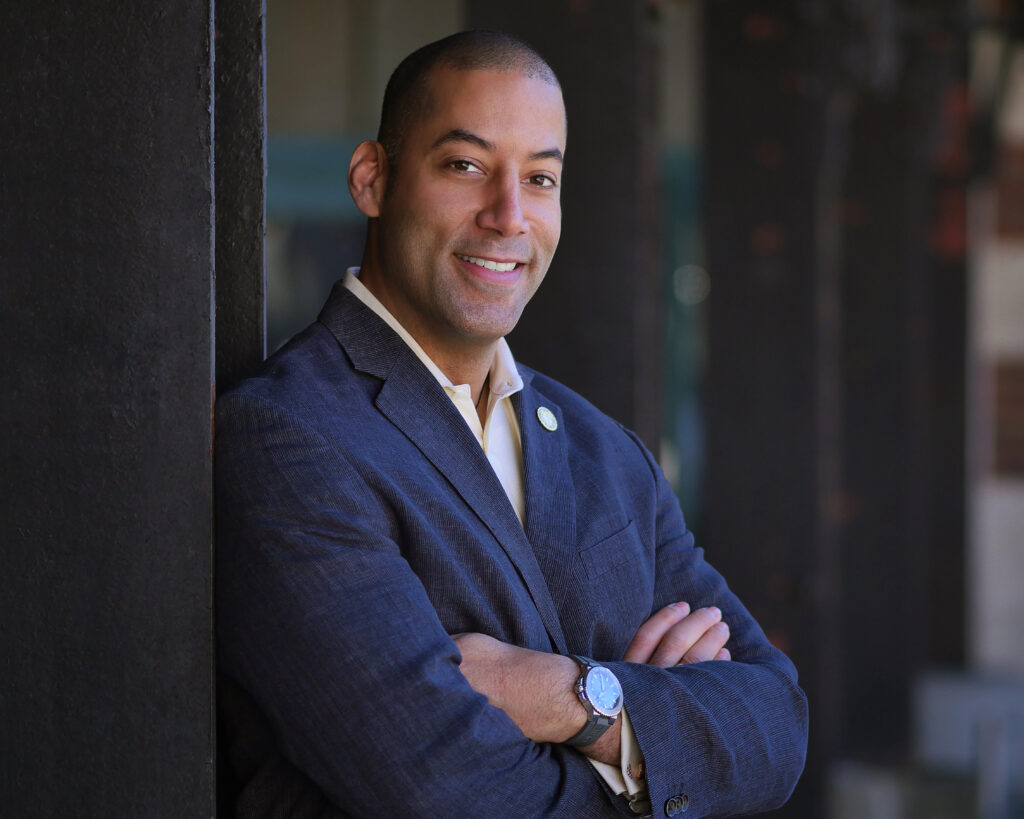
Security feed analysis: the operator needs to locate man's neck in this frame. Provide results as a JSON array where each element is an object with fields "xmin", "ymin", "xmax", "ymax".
[
  {"xmin": 354, "ymin": 264, "xmax": 496, "ymax": 403},
  {"xmin": 421, "ymin": 340, "xmax": 495, "ymax": 408}
]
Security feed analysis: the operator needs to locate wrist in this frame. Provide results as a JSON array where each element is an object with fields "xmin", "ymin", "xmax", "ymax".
[
  {"xmin": 470, "ymin": 641, "xmax": 584, "ymax": 744},
  {"xmin": 534, "ymin": 651, "xmax": 588, "ymax": 744},
  {"xmin": 577, "ymin": 715, "xmax": 623, "ymax": 765}
]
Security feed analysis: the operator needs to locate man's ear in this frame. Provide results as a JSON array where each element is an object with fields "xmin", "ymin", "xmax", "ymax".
[{"xmin": 348, "ymin": 140, "xmax": 388, "ymax": 218}]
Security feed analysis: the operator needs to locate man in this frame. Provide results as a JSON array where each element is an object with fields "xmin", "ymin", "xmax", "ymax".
[{"xmin": 216, "ymin": 30, "xmax": 807, "ymax": 818}]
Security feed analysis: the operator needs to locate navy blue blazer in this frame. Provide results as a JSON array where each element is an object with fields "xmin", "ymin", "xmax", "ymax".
[{"xmin": 215, "ymin": 282, "xmax": 808, "ymax": 818}]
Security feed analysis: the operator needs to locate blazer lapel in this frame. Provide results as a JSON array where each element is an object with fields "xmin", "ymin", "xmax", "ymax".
[
  {"xmin": 318, "ymin": 284, "xmax": 567, "ymax": 653},
  {"xmin": 515, "ymin": 379, "xmax": 578, "ymax": 622}
]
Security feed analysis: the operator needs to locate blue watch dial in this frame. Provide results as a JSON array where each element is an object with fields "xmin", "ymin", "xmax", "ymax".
[{"xmin": 586, "ymin": 666, "xmax": 623, "ymax": 715}]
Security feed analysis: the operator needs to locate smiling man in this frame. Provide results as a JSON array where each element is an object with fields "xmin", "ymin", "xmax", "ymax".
[{"xmin": 216, "ymin": 30, "xmax": 807, "ymax": 818}]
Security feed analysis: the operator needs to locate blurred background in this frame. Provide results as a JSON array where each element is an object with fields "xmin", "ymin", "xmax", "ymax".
[{"xmin": 264, "ymin": 1, "xmax": 1024, "ymax": 816}]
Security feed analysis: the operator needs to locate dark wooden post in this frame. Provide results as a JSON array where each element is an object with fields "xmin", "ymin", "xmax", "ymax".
[
  {"xmin": 703, "ymin": 3, "xmax": 967, "ymax": 814},
  {"xmin": 216, "ymin": 0, "xmax": 268, "ymax": 393},
  {"xmin": 0, "ymin": 0, "xmax": 266, "ymax": 813},
  {"xmin": 465, "ymin": 0, "xmax": 662, "ymax": 450}
]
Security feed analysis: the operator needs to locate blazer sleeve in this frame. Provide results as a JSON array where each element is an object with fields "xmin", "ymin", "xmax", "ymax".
[
  {"xmin": 215, "ymin": 392, "xmax": 636, "ymax": 817},
  {"xmin": 601, "ymin": 428, "xmax": 809, "ymax": 818}
]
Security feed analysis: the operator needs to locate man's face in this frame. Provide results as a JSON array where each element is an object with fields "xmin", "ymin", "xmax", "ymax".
[{"xmin": 371, "ymin": 67, "xmax": 566, "ymax": 359}]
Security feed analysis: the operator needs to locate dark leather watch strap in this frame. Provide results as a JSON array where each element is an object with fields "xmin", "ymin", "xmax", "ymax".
[{"xmin": 565, "ymin": 712, "xmax": 615, "ymax": 747}]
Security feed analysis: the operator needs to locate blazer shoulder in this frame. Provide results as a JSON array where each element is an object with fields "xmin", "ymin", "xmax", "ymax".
[
  {"xmin": 519, "ymin": 364, "xmax": 635, "ymax": 440},
  {"xmin": 218, "ymin": 321, "xmax": 357, "ymax": 417}
]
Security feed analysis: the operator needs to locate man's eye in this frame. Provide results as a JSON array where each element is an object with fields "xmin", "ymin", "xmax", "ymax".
[
  {"xmin": 449, "ymin": 159, "xmax": 479, "ymax": 173},
  {"xmin": 528, "ymin": 174, "xmax": 556, "ymax": 188}
]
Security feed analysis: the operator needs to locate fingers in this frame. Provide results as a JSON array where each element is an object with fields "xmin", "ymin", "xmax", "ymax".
[
  {"xmin": 670, "ymin": 617, "xmax": 729, "ymax": 667},
  {"xmin": 622, "ymin": 602, "xmax": 692, "ymax": 663},
  {"xmin": 623, "ymin": 603, "xmax": 733, "ymax": 667},
  {"xmin": 647, "ymin": 607, "xmax": 729, "ymax": 668}
]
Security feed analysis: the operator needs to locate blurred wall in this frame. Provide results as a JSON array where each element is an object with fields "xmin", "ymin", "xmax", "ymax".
[{"xmin": 968, "ymin": 37, "xmax": 1024, "ymax": 678}]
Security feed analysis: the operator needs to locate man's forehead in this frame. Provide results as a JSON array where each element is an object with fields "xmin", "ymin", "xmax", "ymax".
[{"xmin": 417, "ymin": 66, "xmax": 567, "ymax": 144}]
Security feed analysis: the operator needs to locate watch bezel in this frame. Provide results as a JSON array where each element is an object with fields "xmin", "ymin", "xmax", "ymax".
[{"xmin": 583, "ymin": 665, "xmax": 623, "ymax": 718}]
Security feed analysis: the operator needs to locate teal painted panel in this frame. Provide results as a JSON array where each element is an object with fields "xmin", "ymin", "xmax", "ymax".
[{"xmin": 267, "ymin": 137, "xmax": 364, "ymax": 220}]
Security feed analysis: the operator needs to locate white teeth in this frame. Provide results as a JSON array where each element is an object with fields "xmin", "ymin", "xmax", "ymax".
[{"xmin": 457, "ymin": 254, "xmax": 517, "ymax": 272}]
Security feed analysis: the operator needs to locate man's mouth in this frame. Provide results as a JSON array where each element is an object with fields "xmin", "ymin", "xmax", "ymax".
[{"xmin": 455, "ymin": 254, "xmax": 521, "ymax": 272}]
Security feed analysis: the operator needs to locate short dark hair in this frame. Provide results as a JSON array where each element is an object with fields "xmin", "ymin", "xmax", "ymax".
[{"xmin": 376, "ymin": 30, "xmax": 561, "ymax": 172}]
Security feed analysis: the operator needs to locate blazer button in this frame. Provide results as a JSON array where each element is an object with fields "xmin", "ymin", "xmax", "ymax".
[{"xmin": 665, "ymin": 794, "xmax": 689, "ymax": 815}]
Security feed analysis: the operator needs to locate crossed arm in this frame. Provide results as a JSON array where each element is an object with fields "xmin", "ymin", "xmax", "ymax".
[{"xmin": 454, "ymin": 602, "xmax": 731, "ymax": 764}]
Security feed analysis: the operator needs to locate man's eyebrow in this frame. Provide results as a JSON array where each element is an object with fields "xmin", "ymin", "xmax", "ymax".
[
  {"xmin": 431, "ymin": 129, "xmax": 495, "ymax": 153},
  {"xmin": 529, "ymin": 147, "xmax": 564, "ymax": 164},
  {"xmin": 431, "ymin": 128, "xmax": 564, "ymax": 165}
]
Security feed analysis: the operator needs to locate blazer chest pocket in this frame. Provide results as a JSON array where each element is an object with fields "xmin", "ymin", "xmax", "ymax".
[{"xmin": 578, "ymin": 520, "xmax": 643, "ymax": 581}]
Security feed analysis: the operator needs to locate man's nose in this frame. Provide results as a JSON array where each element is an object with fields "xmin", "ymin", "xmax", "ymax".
[{"xmin": 477, "ymin": 172, "xmax": 526, "ymax": 236}]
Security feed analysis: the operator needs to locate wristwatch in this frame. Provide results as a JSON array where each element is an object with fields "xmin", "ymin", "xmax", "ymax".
[{"xmin": 565, "ymin": 654, "xmax": 624, "ymax": 747}]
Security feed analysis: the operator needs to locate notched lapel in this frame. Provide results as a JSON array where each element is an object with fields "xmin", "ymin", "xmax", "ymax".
[
  {"xmin": 376, "ymin": 360, "xmax": 568, "ymax": 654},
  {"xmin": 317, "ymin": 282, "xmax": 406, "ymax": 380},
  {"xmin": 319, "ymin": 284, "xmax": 567, "ymax": 652}
]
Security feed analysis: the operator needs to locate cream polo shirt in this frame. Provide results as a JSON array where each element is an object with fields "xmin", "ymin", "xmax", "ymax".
[{"xmin": 343, "ymin": 269, "xmax": 648, "ymax": 810}]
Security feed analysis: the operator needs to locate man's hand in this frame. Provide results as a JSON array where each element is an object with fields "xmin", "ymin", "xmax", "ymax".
[{"xmin": 623, "ymin": 602, "xmax": 731, "ymax": 666}]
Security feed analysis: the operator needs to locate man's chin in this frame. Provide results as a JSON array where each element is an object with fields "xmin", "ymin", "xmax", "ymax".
[{"xmin": 451, "ymin": 313, "xmax": 525, "ymax": 347}]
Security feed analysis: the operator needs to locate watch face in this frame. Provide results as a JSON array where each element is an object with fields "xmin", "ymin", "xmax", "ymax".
[{"xmin": 585, "ymin": 666, "xmax": 623, "ymax": 716}]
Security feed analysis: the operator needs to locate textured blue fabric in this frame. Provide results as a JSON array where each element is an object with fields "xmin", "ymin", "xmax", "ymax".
[{"xmin": 215, "ymin": 282, "xmax": 808, "ymax": 817}]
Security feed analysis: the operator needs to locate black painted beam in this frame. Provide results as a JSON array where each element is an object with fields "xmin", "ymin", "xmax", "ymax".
[
  {"xmin": 215, "ymin": 0, "xmax": 267, "ymax": 394},
  {"xmin": 465, "ymin": 0, "xmax": 662, "ymax": 450},
  {"xmin": 703, "ymin": 2, "xmax": 967, "ymax": 815},
  {"xmin": 0, "ymin": 2, "xmax": 216, "ymax": 814}
]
